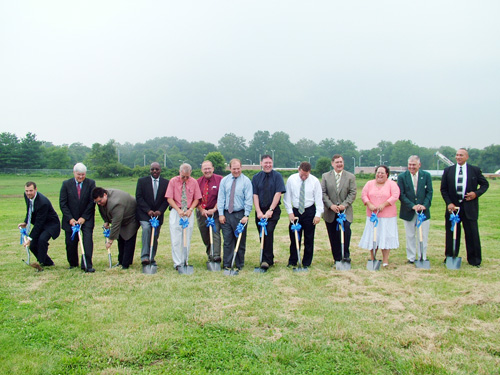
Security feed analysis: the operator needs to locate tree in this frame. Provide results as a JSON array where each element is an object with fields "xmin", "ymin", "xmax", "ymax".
[
  {"xmin": 390, "ymin": 140, "xmax": 421, "ymax": 167},
  {"xmin": 295, "ymin": 138, "xmax": 318, "ymax": 162},
  {"xmin": 315, "ymin": 157, "xmax": 331, "ymax": 175},
  {"xmin": 218, "ymin": 133, "xmax": 247, "ymax": 161},
  {"xmin": 44, "ymin": 146, "xmax": 72, "ymax": 169},
  {"xmin": 205, "ymin": 151, "xmax": 226, "ymax": 175},
  {"xmin": 268, "ymin": 131, "xmax": 296, "ymax": 167},
  {"xmin": 0, "ymin": 132, "xmax": 21, "ymax": 168},
  {"xmin": 478, "ymin": 144, "xmax": 500, "ymax": 172},
  {"xmin": 85, "ymin": 140, "xmax": 118, "ymax": 172},
  {"xmin": 20, "ymin": 133, "xmax": 43, "ymax": 168},
  {"xmin": 68, "ymin": 143, "xmax": 91, "ymax": 165},
  {"xmin": 247, "ymin": 131, "xmax": 271, "ymax": 164}
]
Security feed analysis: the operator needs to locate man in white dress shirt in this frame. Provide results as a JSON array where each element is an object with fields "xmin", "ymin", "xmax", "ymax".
[{"xmin": 283, "ymin": 162, "xmax": 324, "ymax": 268}]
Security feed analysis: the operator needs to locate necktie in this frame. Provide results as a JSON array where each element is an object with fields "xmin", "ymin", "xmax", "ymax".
[
  {"xmin": 153, "ymin": 179, "xmax": 158, "ymax": 200},
  {"xmin": 201, "ymin": 180, "xmax": 209, "ymax": 209},
  {"xmin": 457, "ymin": 166, "xmax": 463, "ymax": 203},
  {"xmin": 77, "ymin": 183, "xmax": 81, "ymax": 199},
  {"xmin": 298, "ymin": 180, "xmax": 305, "ymax": 214},
  {"xmin": 228, "ymin": 177, "xmax": 237, "ymax": 213},
  {"xmin": 335, "ymin": 173, "xmax": 341, "ymax": 191},
  {"xmin": 26, "ymin": 200, "xmax": 33, "ymax": 233},
  {"xmin": 181, "ymin": 182, "xmax": 188, "ymax": 211},
  {"xmin": 412, "ymin": 173, "xmax": 418, "ymax": 194},
  {"xmin": 262, "ymin": 173, "xmax": 271, "ymax": 208}
]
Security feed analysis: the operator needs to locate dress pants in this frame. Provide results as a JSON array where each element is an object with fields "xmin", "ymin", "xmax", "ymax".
[
  {"xmin": 117, "ymin": 232, "xmax": 137, "ymax": 268},
  {"xmin": 288, "ymin": 205, "xmax": 316, "ymax": 267},
  {"xmin": 30, "ymin": 230, "xmax": 54, "ymax": 266},
  {"xmin": 196, "ymin": 210, "xmax": 221, "ymax": 260},
  {"xmin": 445, "ymin": 208, "xmax": 482, "ymax": 266},
  {"xmin": 403, "ymin": 214, "xmax": 430, "ymax": 261},
  {"xmin": 140, "ymin": 220, "xmax": 161, "ymax": 264},
  {"xmin": 325, "ymin": 217, "xmax": 351, "ymax": 262},
  {"xmin": 221, "ymin": 210, "xmax": 247, "ymax": 269},
  {"xmin": 65, "ymin": 224, "xmax": 94, "ymax": 268},
  {"xmin": 169, "ymin": 210, "xmax": 195, "ymax": 268},
  {"xmin": 254, "ymin": 206, "xmax": 280, "ymax": 266}
]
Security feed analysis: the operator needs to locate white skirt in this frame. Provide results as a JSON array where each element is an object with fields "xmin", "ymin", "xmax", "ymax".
[{"xmin": 358, "ymin": 216, "xmax": 399, "ymax": 250}]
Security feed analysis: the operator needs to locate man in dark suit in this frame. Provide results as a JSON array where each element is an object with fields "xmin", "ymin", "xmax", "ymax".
[
  {"xmin": 136, "ymin": 162, "xmax": 169, "ymax": 266},
  {"xmin": 18, "ymin": 181, "xmax": 60, "ymax": 269},
  {"xmin": 321, "ymin": 154, "xmax": 357, "ymax": 263},
  {"xmin": 397, "ymin": 155, "xmax": 433, "ymax": 263},
  {"xmin": 440, "ymin": 148, "xmax": 489, "ymax": 267},
  {"xmin": 59, "ymin": 163, "xmax": 96, "ymax": 272}
]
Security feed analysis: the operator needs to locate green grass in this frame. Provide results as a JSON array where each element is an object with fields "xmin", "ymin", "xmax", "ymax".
[{"xmin": 1, "ymin": 175, "xmax": 499, "ymax": 374}]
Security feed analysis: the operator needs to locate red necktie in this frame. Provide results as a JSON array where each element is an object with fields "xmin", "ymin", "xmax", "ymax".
[
  {"xmin": 77, "ymin": 183, "xmax": 81, "ymax": 199},
  {"xmin": 201, "ymin": 180, "xmax": 209, "ymax": 209}
]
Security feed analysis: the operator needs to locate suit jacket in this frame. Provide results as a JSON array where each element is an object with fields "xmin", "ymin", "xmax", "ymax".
[
  {"xmin": 135, "ymin": 176, "xmax": 169, "ymax": 224},
  {"xmin": 97, "ymin": 189, "xmax": 139, "ymax": 241},
  {"xmin": 59, "ymin": 177, "xmax": 96, "ymax": 231},
  {"xmin": 397, "ymin": 170, "xmax": 433, "ymax": 221},
  {"xmin": 440, "ymin": 163, "xmax": 489, "ymax": 220},
  {"xmin": 24, "ymin": 192, "xmax": 61, "ymax": 240},
  {"xmin": 321, "ymin": 170, "xmax": 357, "ymax": 223}
]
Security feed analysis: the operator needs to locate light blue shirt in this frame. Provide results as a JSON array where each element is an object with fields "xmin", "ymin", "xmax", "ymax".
[{"xmin": 217, "ymin": 174, "xmax": 253, "ymax": 216}]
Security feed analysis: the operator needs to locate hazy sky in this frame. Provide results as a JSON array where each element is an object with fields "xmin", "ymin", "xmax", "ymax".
[{"xmin": 1, "ymin": 1, "xmax": 499, "ymax": 150}]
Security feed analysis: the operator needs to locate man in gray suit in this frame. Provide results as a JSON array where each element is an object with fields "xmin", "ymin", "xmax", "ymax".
[
  {"xmin": 321, "ymin": 154, "xmax": 357, "ymax": 263},
  {"xmin": 93, "ymin": 187, "xmax": 139, "ymax": 269},
  {"xmin": 397, "ymin": 155, "xmax": 433, "ymax": 263}
]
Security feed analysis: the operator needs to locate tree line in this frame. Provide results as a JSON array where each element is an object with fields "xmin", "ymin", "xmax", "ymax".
[{"xmin": 1, "ymin": 131, "xmax": 499, "ymax": 177}]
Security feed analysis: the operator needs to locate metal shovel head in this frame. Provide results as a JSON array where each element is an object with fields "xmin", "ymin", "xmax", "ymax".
[
  {"xmin": 293, "ymin": 266, "xmax": 308, "ymax": 273},
  {"xmin": 178, "ymin": 264, "xmax": 194, "ymax": 275},
  {"xmin": 207, "ymin": 261, "xmax": 221, "ymax": 272},
  {"xmin": 446, "ymin": 256, "xmax": 462, "ymax": 270},
  {"xmin": 142, "ymin": 264, "xmax": 158, "ymax": 274},
  {"xmin": 223, "ymin": 268, "xmax": 239, "ymax": 276},
  {"xmin": 336, "ymin": 260, "xmax": 351, "ymax": 271},
  {"xmin": 253, "ymin": 266, "xmax": 267, "ymax": 273},
  {"xmin": 415, "ymin": 259, "xmax": 430, "ymax": 269},
  {"xmin": 366, "ymin": 260, "xmax": 381, "ymax": 271}
]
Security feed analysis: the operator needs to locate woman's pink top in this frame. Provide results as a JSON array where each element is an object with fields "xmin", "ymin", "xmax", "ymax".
[{"xmin": 361, "ymin": 179, "xmax": 400, "ymax": 218}]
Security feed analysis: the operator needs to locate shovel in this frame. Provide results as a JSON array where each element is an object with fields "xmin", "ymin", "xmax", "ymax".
[
  {"xmin": 415, "ymin": 211, "xmax": 430, "ymax": 269},
  {"xmin": 178, "ymin": 226, "xmax": 194, "ymax": 275},
  {"xmin": 143, "ymin": 225, "xmax": 158, "ymax": 274},
  {"xmin": 19, "ymin": 228, "xmax": 42, "ymax": 271},
  {"xmin": 446, "ymin": 208, "xmax": 462, "ymax": 270},
  {"xmin": 366, "ymin": 212, "xmax": 381, "ymax": 271},
  {"xmin": 206, "ymin": 216, "xmax": 221, "ymax": 272},
  {"xmin": 224, "ymin": 222, "xmax": 246, "ymax": 276},
  {"xmin": 77, "ymin": 229, "xmax": 89, "ymax": 272},
  {"xmin": 336, "ymin": 211, "xmax": 351, "ymax": 271},
  {"xmin": 291, "ymin": 219, "xmax": 308, "ymax": 273},
  {"xmin": 103, "ymin": 226, "xmax": 113, "ymax": 268},
  {"xmin": 254, "ymin": 218, "xmax": 267, "ymax": 273}
]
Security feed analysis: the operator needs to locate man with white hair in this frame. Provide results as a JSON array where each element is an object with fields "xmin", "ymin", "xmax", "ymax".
[{"xmin": 59, "ymin": 163, "xmax": 96, "ymax": 272}]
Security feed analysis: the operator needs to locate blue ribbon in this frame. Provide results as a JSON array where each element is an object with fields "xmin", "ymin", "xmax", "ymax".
[
  {"xmin": 449, "ymin": 212, "xmax": 460, "ymax": 232},
  {"xmin": 179, "ymin": 217, "xmax": 189, "ymax": 229},
  {"xmin": 103, "ymin": 227, "xmax": 110, "ymax": 238},
  {"xmin": 291, "ymin": 222, "xmax": 302, "ymax": 242},
  {"xmin": 336, "ymin": 212, "xmax": 346, "ymax": 231},
  {"xmin": 416, "ymin": 212, "xmax": 427, "ymax": 228},
  {"xmin": 258, "ymin": 218, "xmax": 268, "ymax": 237},
  {"xmin": 19, "ymin": 227, "xmax": 28, "ymax": 244},
  {"xmin": 234, "ymin": 222, "xmax": 245, "ymax": 236},
  {"xmin": 205, "ymin": 217, "xmax": 215, "ymax": 232},
  {"xmin": 370, "ymin": 212, "xmax": 378, "ymax": 227},
  {"xmin": 71, "ymin": 224, "xmax": 81, "ymax": 241},
  {"xmin": 149, "ymin": 217, "xmax": 160, "ymax": 228}
]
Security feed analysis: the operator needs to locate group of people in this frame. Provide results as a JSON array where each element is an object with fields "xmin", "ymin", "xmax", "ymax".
[{"xmin": 18, "ymin": 147, "xmax": 489, "ymax": 272}]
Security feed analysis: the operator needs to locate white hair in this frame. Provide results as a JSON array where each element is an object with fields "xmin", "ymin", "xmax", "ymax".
[{"xmin": 73, "ymin": 163, "xmax": 87, "ymax": 173}]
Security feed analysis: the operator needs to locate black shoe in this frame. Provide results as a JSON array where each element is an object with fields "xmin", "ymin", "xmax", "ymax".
[
  {"xmin": 67, "ymin": 266, "xmax": 77, "ymax": 270},
  {"xmin": 214, "ymin": 256, "xmax": 222, "ymax": 263},
  {"xmin": 407, "ymin": 260, "xmax": 415, "ymax": 264},
  {"xmin": 287, "ymin": 263, "xmax": 297, "ymax": 268},
  {"xmin": 121, "ymin": 265, "xmax": 129, "ymax": 270},
  {"xmin": 260, "ymin": 262, "xmax": 269, "ymax": 269},
  {"xmin": 85, "ymin": 268, "xmax": 95, "ymax": 273},
  {"xmin": 343, "ymin": 257, "xmax": 351, "ymax": 263},
  {"xmin": 141, "ymin": 258, "xmax": 150, "ymax": 265}
]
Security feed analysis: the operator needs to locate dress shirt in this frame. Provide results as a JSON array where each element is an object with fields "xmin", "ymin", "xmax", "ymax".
[
  {"xmin": 252, "ymin": 170, "xmax": 286, "ymax": 208},
  {"xmin": 217, "ymin": 174, "xmax": 253, "ymax": 216},
  {"xmin": 455, "ymin": 163, "xmax": 467, "ymax": 198},
  {"xmin": 165, "ymin": 176, "xmax": 202, "ymax": 208},
  {"xmin": 283, "ymin": 173, "xmax": 324, "ymax": 217},
  {"xmin": 361, "ymin": 179, "xmax": 400, "ymax": 218},
  {"xmin": 197, "ymin": 174, "xmax": 223, "ymax": 210}
]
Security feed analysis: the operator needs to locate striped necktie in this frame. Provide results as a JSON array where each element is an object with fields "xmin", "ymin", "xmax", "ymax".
[
  {"xmin": 457, "ymin": 166, "xmax": 463, "ymax": 203},
  {"xmin": 181, "ymin": 182, "xmax": 188, "ymax": 211},
  {"xmin": 298, "ymin": 180, "xmax": 305, "ymax": 214}
]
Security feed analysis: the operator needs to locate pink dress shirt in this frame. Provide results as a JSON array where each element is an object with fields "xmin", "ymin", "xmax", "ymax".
[
  {"xmin": 361, "ymin": 179, "xmax": 400, "ymax": 218},
  {"xmin": 165, "ymin": 176, "xmax": 202, "ymax": 208}
]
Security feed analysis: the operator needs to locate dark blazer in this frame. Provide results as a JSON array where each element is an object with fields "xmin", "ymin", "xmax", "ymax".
[
  {"xmin": 440, "ymin": 163, "xmax": 489, "ymax": 220},
  {"xmin": 25, "ymin": 192, "xmax": 61, "ymax": 240},
  {"xmin": 59, "ymin": 177, "xmax": 96, "ymax": 231},
  {"xmin": 397, "ymin": 170, "xmax": 433, "ymax": 221},
  {"xmin": 135, "ymin": 176, "xmax": 169, "ymax": 224},
  {"xmin": 321, "ymin": 170, "xmax": 357, "ymax": 223}
]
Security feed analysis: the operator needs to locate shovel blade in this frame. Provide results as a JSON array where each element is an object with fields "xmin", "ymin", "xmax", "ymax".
[
  {"xmin": 206, "ymin": 261, "xmax": 221, "ymax": 272},
  {"xmin": 253, "ymin": 267, "xmax": 267, "ymax": 273},
  {"xmin": 293, "ymin": 266, "xmax": 308, "ymax": 273},
  {"xmin": 446, "ymin": 256, "xmax": 462, "ymax": 270},
  {"xmin": 336, "ymin": 261, "xmax": 351, "ymax": 271},
  {"xmin": 178, "ymin": 265, "xmax": 194, "ymax": 275},
  {"xmin": 142, "ymin": 264, "xmax": 158, "ymax": 274},
  {"xmin": 415, "ymin": 260, "xmax": 430, "ymax": 269},
  {"xmin": 223, "ymin": 268, "xmax": 239, "ymax": 276},
  {"xmin": 366, "ymin": 260, "xmax": 381, "ymax": 271}
]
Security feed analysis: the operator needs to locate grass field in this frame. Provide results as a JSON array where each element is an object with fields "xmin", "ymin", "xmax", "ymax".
[{"xmin": 1, "ymin": 174, "xmax": 499, "ymax": 374}]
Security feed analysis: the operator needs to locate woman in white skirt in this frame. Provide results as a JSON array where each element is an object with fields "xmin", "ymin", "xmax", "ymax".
[{"xmin": 359, "ymin": 165, "xmax": 400, "ymax": 267}]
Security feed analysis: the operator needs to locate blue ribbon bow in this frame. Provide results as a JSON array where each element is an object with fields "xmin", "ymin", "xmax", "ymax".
[
  {"xmin": 258, "ymin": 218, "xmax": 268, "ymax": 237},
  {"xmin": 449, "ymin": 212, "xmax": 460, "ymax": 231},
  {"xmin": 71, "ymin": 224, "xmax": 81, "ymax": 241},
  {"xmin": 336, "ymin": 212, "xmax": 346, "ymax": 231},
  {"xmin": 234, "ymin": 222, "xmax": 245, "ymax": 236},
  {"xmin": 205, "ymin": 216, "xmax": 215, "ymax": 232},
  {"xmin": 416, "ymin": 212, "xmax": 427, "ymax": 228},
  {"xmin": 370, "ymin": 212, "xmax": 379, "ymax": 227},
  {"xmin": 19, "ymin": 227, "xmax": 28, "ymax": 244},
  {"xmin": 291, "ymin": 222, "xmax": 302, "ymax": 242},
  {"xmin": 103, "ymin": 227, "xmax": 110, "ymax": 238},
  {"xmin": 149, "ymin": 217, "xmax": 160, "ymax": 228},
  {"xmin": 179, "ymin": 217, "xmax": 189, "ymax": 229}
]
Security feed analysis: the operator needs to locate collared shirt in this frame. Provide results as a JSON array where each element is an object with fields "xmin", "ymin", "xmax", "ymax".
[
  {"xmin": 455, "ymin": 163, "xmax": 468, "ymax": 196},
  {"xmin": 217, "ymin": 174, "xmax": 253, "ymax": 216},
  {"xmin": 411, "ymin": 171, "xmax": 418, "ymax": 192},
  {"xmin": 283, "ymin": 173, "xmax": 324, "ymax": 217},
  {"xmin": 165, "ymin": 176, "xmax": 202, "ymax": 208},
  {"xmin": 251, "ymin": 170, "xmax": 286, "ymax": 209},
  {"xmin": 29, "ymin": 193, "xmax": 37, "ymax": 213},
  {"xmin": 197, "ymin": 174, "xmax": 223, "ymax": 209}
]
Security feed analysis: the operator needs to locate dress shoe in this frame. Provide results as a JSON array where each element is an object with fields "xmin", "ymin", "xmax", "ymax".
[
  {"xmin": 141, "ymin": 258, "xmax": 151, "ymax": 265},
  {"xmin": 85, "ymin": 268, "xmax": 95, "ymax": 273},
  {"xmin": 67, "ymin": 266, "xmax": 77, "ymax": 270},
  {"xmin": 260, "ymin": 261, "xmax": 269, "ymax": 269},
  {"xmin": 343, "ymin": 257, "xmax": 351, "ymax": 263},
  {"xmin": 121, "ymin": 265, "xmax": 129, "ymax": 270},
  {"xmin": 214, "ymin": 256, "xmax": 222, "ymax": 263},
  {"xmin": 407, "ymin": 260, "xmax": 414, "ymax": 264},
  {"xmin": 287, "ymin": 263, "xmax": 297, "ymax": 268}
]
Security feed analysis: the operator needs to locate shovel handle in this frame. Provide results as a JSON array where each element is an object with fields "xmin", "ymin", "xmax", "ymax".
[
  {"xmin": 260, "ymin": 225, "xmax": 265, "ymax": 250},
  {"xmin": 183, "ymin": 227, "xmax": 187, "ymax": 247}
]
